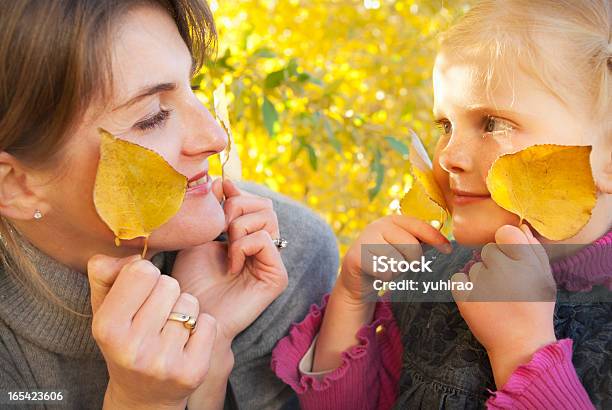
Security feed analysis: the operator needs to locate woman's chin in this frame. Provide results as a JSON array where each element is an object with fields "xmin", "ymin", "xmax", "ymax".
[{"xmin": 147, "ymin": 198, "xmax": 226, "ymax": 252}]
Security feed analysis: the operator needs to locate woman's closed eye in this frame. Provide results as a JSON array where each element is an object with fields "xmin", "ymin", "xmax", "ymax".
[{"xmin": 134, "ymin": 106, "xmax": 173, "ymax": 131}]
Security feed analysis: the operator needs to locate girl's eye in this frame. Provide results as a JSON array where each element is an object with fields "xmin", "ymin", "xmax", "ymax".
[
  {"xmin": 484, "ymin": 116, "xmax": 514, "ymax": 134},
  {"xmin": 134, "ymin": 107, "xmax": 173, "ymax": 131},
  {"xmin": 435, "ymin": 119, "xmax": 452, "ymax": 135}
]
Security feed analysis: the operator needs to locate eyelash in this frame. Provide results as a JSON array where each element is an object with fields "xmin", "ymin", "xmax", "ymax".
[
  {"xmin": 434, "ymin": 118, "xmax": 452, "ymax": 135},
  {"xmin": 434, "ymin": 116, "xmax": 515, "ymax": 136},
  {"xmin": 134, "ymin": 108, "xmax": 173, "ymax": 131}
]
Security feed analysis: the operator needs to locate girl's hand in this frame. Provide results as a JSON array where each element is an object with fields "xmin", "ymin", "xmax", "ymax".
[
  {"xmin": 172, "ymin": 179, "xmax": 288, "ymax": 344},
  {"xmin": 312, "ymin": 215, "xmax": 451, "ymax": 372},
  {"xmin": 451, "ymin": 224, "xmax": 557, "ymax": 388},
  {"xmin": 339, "ymin": 215, "xmax": 452, "ymax": 304},
  {"xmin": 87, "ymin": 254, "xmax": 217, "ymax": 410}
]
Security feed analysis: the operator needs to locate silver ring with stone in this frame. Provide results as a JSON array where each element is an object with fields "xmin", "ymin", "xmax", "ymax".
[{"xmin": 272, "ymin": 237, "xmax": 288, "ymax": 250}]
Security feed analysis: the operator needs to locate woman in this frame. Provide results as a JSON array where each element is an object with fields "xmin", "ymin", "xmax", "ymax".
[{"xmin": 0, "ymin": 1, "xmax": 337, "ymax": 409}]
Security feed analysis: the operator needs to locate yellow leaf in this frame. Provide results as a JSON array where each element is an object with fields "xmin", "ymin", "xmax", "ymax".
[
  {"xmin": 486, "ymin": 144, "xmax": 597, "ymax": 240},
  {"xmin": 408, "ymin": 130, "xmax": 447, "ymax": 211},
  {"xmin": 214, "ymin": 83, "xmax": 242, "ymax": 181},
  {"xmin": 400, "ymin": 131, "xmax": 450, "ymax": 234},
  {"xmin": 400, "ymin": 173, "xmax": 448, "ymax": 227},
  {"xmin": 93, "ymin": 129, "xmax": 188, "ymax": 256}
]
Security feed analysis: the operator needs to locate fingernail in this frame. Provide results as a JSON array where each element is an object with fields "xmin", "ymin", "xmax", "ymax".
[
  {"xmin": 122, "ymin": 254, "xmax": 142, "ymax": 263},
  {"xmin": 520, "ymin": 224, "xmax": 532, "ymax": 237},
  {"xmin": 442, "ymin": 243, "xmax": 453, "ymax": 254}
]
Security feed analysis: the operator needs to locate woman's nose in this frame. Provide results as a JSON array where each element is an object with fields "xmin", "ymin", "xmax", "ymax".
[
  {"xmin": 180, "ymin": 96, "xmax": 228, "ymax": 158},
  {"xmin": 437, "ymin": 131, "xmax": 476, "ymax": 174}
]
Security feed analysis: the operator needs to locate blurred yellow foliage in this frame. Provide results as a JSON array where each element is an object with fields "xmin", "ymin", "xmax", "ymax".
[{"xmin": 194, "ymin": 0, "xmax": 469, "ymax": 256}]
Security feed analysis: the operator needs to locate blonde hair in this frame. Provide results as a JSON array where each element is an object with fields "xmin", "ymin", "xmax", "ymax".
[
  {"xmin": 0, "ymin": 0, "xmax": 216, "ymax": 316},
  {"xmin": 439, "ymin": 0, "xmax": 611, "ymax": 123}
]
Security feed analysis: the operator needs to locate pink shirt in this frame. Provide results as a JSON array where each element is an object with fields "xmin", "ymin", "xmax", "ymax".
[{"xmin": 272, "ymin": 231, "xmax": 611, "ymax": 409}]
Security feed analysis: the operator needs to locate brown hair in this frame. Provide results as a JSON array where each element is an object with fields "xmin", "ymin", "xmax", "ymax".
[{"xmin": 0, "ymin": 0, "xmax": 216, "ymax": 314}]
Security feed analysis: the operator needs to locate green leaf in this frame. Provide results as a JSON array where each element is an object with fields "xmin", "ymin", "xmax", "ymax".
[
  {"xmin": 264, "ymin": 69, "xmax": 286, "ymax": 89},
  {"xmin": 323, "ymin": 117, "xmax": 342, "ymax": 153},
  {"xmin": 291, "ymin": 144, "xmax": 303, "ymax": 162},
  {"xmin": 304, "ymin": 143, "xmax": 318, "ymax": 171},
  {"xmin": 384, "ymin": 136, "xmax": 409, "ymax": 156},
  {"xmin": 287, "ymin": 81, "xmax": 305, "ymax": 97},
  {"xmin": 323, "ymin": 78, "xmax": 344, "ymax": 96},
  {"xmin": 297, "ymin": 72, "xmax": 324, "ymax": 86},
  {"xmin": 262, "ymin": 97, "xmax": 279, "ymax": 137},
  {"xmin": 297, "ymin": 136, "xmax": 318, "ymax": 171},
  {"xmin": 253, "ymin": 48, "xmax": 277, "ymax": 58},
  {"xmin": 368, "ymin": 148, "xmax": 384, "ymax": 200},
  {"xmin": 286, "ymin": 58, "xmax": 299, "ymax": 76}
]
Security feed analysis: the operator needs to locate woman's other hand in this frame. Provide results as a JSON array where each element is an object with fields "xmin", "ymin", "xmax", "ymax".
[{"xmin": 87, "ymin": 254, "xmax": 217, "ymax": 410}]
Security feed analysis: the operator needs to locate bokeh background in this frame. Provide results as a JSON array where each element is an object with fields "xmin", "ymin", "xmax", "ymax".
[{"xmin": 194, "ymin": 0, "xmax": 471, "ymax": 255}]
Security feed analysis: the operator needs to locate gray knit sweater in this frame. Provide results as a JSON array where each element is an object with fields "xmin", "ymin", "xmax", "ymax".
[{"xmin": 0, "ymin": 182, "xmax": 338, "ymax": 410}]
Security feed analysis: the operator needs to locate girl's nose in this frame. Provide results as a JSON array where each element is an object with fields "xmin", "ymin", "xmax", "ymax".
[
  {"xmin": 180, "ymin": 96, "xmax": 228, "ymax": 158},
  {"xmin": 437, "ymin": 131, "xmax": 476, "ymax": 174}
]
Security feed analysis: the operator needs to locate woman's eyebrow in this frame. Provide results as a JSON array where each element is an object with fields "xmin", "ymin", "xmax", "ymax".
[{"xmin": 112, "ymin": 82, "xmax": 177, "ymax": 112}]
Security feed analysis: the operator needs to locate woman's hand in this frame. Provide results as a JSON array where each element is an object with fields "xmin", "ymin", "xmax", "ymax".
[
  {"xmin": 339, "ymin": 215, "xmax": 453, "ymax": 304},
  {"xmin": 172, "ymin": 178, "xmax": 288, "ymax": 344},
  {"xmin": 87, "ymin": 254, "xmax": 217, "ymax": 410},
  {"xmin": 451, "ymin": 224, "xmax": 557, "ymax": 388}
]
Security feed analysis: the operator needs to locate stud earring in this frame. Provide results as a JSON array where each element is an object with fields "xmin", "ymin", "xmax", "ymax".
[{"xmin": 33, "ymin": 209, "xmax": 42, "ymax": 220}]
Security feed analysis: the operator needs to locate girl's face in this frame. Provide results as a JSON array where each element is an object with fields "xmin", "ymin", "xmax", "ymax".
[
  {"xmin": 432, "ymin": 51, "xmax": 611, "ymax": 245},
  {"xmin": 13, "ymin": 5, "xmax": 227, "ymax": 268}
]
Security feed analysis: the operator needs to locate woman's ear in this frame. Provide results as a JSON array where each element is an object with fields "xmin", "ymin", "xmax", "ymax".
[{"xmin": 0, "ymin": 151, "xmax": 49, "ymax": 220}]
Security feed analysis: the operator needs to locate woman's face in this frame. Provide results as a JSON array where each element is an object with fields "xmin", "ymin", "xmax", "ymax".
[
  {"xmin": 431, "ymin": 50, "xmax": 611, "ymax": 245},
  {"xmin": 27, "ymin": 5, "xmax": 227, "ymax": 262}
]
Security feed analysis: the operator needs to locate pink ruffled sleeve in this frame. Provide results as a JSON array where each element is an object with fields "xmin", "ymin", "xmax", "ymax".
[
  {"xmin": 271, "ymin": 293, "xmax": 403, "ymax": 410},
  {"xmin": 487, "ymin": 338, "xmax": 594, "ymax": 409}
]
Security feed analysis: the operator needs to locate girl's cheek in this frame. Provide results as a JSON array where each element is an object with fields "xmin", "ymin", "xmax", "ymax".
[
  {"xmin": 477, "ymin": 132, "xmax": 519, "ymax": 183},
  {"xmin": 486, "ymin": 130, "xmax": 515, "ymax": 155}
]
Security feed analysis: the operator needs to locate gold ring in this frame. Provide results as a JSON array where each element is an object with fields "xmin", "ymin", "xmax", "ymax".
[{"xmin": 167, "ymin": 312, "xmax": 197, "ymax": 334}]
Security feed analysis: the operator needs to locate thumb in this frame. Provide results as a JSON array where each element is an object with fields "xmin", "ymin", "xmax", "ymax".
[
  {"xmin": 494, "ymin": 224, "xmax": 530, "ymax": 261},
  {"xmin": 450, "ymin": 272, "xmax": 472, "ymax": 304},
  {"xmin": 222, "ymin": 178, "xmax": 241, "ymax": 199},
  {"xmin": 519, "ymin": 223, "xmax": 550, "ymax": 270},
  {"xmin": 87, "ymin": 253, "xmax": 141, "ymax": 314}
]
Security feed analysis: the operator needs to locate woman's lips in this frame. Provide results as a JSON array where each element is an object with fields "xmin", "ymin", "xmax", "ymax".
[
  {"xmin": 186, "ymin": 172, "xmax": 212, "ymax": 196},
  {"xmin": 451, "ymin": 189, "xmax": 491, "ymax": 205}
]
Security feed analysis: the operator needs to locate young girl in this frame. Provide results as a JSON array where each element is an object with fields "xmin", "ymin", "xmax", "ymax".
[{"xmin": 272, "ymin": 0, "xmax": 611, "ymax": 408}]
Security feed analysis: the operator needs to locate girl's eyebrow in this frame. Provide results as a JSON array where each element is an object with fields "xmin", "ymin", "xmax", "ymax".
[
  {"xmin": 463, "ymin": 104, "xmax": 518, "ymax": 118},
  {"xmin": 112, "ymin": 82, "xmax": 177, "ymax": 112}
]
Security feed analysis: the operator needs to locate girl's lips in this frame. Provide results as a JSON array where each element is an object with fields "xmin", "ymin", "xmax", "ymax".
[
  {"xmin": 452, "ymin": 194, "xmax": 491, "ymax": 205},
  {"xmin": 451, "ymin": 190, "xmax": 491, "ymax": 205}
]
